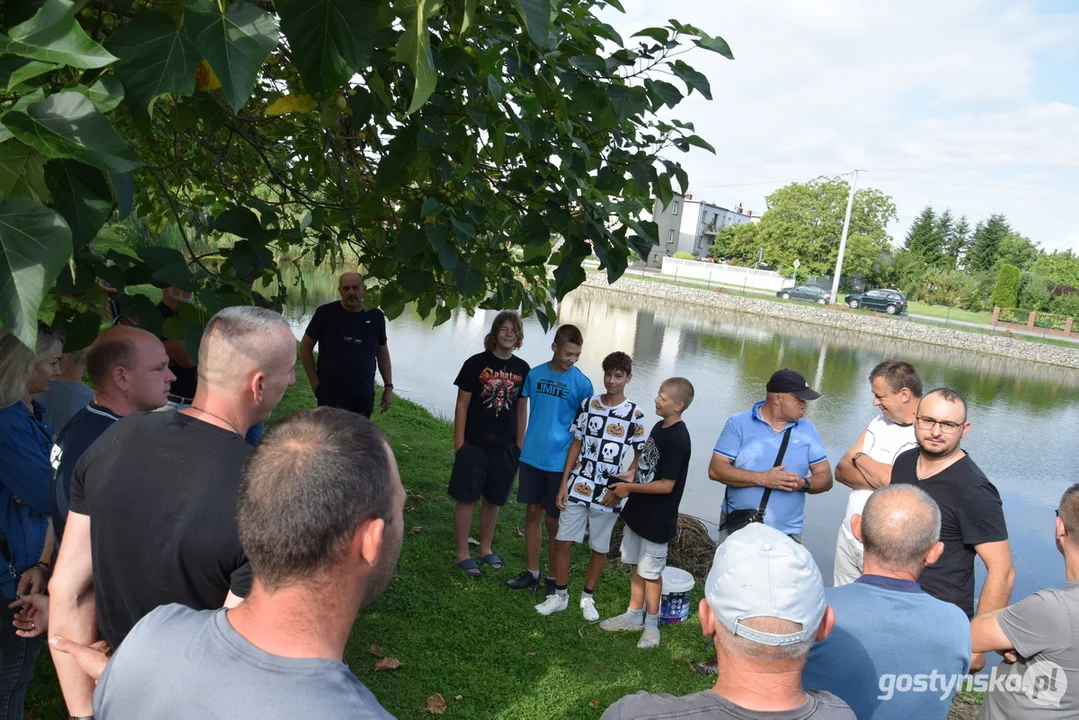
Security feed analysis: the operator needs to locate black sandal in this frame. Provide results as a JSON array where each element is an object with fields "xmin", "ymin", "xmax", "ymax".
[{"xmin": 456, "ymin": 558, "xmax": 482, "ymax": 577}]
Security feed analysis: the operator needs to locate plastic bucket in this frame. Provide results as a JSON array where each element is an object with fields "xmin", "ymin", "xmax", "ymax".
[{"xmin": 659, "ymin": 567, "xmax": 695, "ymax": 624}]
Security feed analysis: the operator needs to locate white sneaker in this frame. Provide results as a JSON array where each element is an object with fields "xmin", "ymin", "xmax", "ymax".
[
  {"xmin": 535, "ymin": 593, "xmax": 569, "ymax": 616},
  {"xmin": 638, "ymin": 624, "xmax": 661, "ymax": 649},
  {"xmin": 580, "ymin": 596, "xmax": 599, "ymax": 622}
]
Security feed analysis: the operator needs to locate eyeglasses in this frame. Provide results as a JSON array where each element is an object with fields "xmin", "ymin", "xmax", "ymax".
[{"xmin": 915, "ymin": 416, "xmax": 964, "ymax": 434}]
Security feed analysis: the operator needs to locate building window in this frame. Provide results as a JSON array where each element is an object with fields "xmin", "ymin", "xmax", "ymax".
[
  {"xmin": 667, "ymin": 229, "xmax": 676, "ymax": 245},
  {"xmin": 671, "ymin": 200, "xmax": 679, "ymax": 216}
]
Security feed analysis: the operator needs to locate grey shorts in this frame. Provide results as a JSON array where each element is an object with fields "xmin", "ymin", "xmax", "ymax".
[
  {"xmin": 555, "ymin": 502, "xmax": 618, "ymax": 553},
  {"xmin": 620, "ymin": 525, "xmax": 668, "ymax": 580}
]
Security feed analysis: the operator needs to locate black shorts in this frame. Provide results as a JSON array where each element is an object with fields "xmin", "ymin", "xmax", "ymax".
[
  {"xmin": 448, "ymin": 444, "xmax": 520, "ymax": 506},
  {"xmin": 315, "ymin": 385, "xmax": 373, "ymax": 418},
  {"xmin": 516, "ymin": 462, "xmax": 563, "ymax": 518}
]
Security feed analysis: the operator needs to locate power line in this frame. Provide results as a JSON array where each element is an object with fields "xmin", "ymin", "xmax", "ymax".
[{"xmin": 689, "ymin": 175, "xmax": 825, "ymax": 190}]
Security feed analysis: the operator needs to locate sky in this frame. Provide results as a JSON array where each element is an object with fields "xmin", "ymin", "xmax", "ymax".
[{"xmin": 601, "ymin": 0, "xmax": 1079, "ymax": 252}]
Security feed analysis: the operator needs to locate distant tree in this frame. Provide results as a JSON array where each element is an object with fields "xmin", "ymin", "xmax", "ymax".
[
  {"xmin": 991, "ymin": 264, "xmax": 1022, "ymax": 309},
  {"xmin": 945, "ymin": 215, "xmax": 971, "ymax": 270},
  {"xmin": 905, "ymin": 206, "xmax": 945, "ymax": 268},
  {"xmin": 1018, "ymin": 273, "xmax": 1051, "ymax": 312},
  {"xmin": 967, "ymin": 214, "xmax": 1012, "ymax": 272},
  {"xmin": 1030, "ymin": 249, "xmax": 1079, "ymax": 287},
  {"xmin": 995, "ymin": 232, "xmax": 1040, "ymax": 271}
]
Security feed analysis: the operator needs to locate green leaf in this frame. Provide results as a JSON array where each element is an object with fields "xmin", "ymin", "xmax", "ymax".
[
  {"xmin": 278, "ymin": 0, "xmax": 380, "ymax": 98},
  {"xmin": 673, "ymin": 165, "xmax": 689, "ymax": 195},
  {"xmin": 2, "ymin": 91, "xmax": 141, "ymax": 173},
  {"xmin": 0, "ymin": 141, "xmax": 48, "ymax": 202},
  {"xmin": 513, "ymin": 0, "xmax": 550, "ymax": 46},
  {"xmin": 0, "ymin": 195, "xmax": 72, "ymax": 349},
  {"xmin": 214, "ymin": 206, "xmax": 264, "ymax": 239},
  {"xmin": 645, "ymin": 78, "xmax": 682, "ymax": 109},
  {"xmin": 4, "ymin": 0, "xmax": 117, "ymax": 69},
  {"xmin": 185, "ymin": 2, "xmax": 279, "ymax": 112},
  {"xmin": 109, "ymin": 171, "xmax": 133, "ymax": 219},
  {"xmin": 631, "ymin": 27, "xmax": 669, "ymax": 43},
  {"xmin": 654, "ymin": 173, "xmax": 673, "ymax": 211},
  {"xmin": 137, "ymin": 246, "xmax": 186, "ymax": 268},
  {"xmin": 693, "ymin": 32, "xmax": 734, "ymax": 60},
  {"xmin": 457, "ymin": 0, "xmax": 476, "ymax": 33},
  {"xmin": 685, "ymin": 134, "xmax": 716, "ymax": 154},
  {"xmin": 107, "ymin": 10, "xmax": 200, "ymax": 126},
  {"xmin": 606, "ymin": 84, "xmax": 648, "ymax": 122},
  {"xmin": 72, "ymin": 76, "xmax": 125, "ymax": 113},
  {"xmin": 487, "ymin": 73, "xmax": 502, "ymax": 100},
  {"xmin": 569, "ymin": 54, "xmax": 606, "ymax": 74},
  {"xmin": 396, "ymin": 0, "xmax": 438, "ymax": 114},
  {"xmin": 393, "ymin": 225, "xmax": 426, "ymax": 260},
  {"xmin": 452, "ymin": 262, "xmax": 484, "ymax": 296},
  {"xmin": 670, "ymin": 59, "xmax": 712, "ymax": 100},
  {"xmin": 52, "ymin": 307, "xmax": 103, "ymax": 351},
  {"xmin": 43, "ymin": 159, "xmax": 112, "ymax": 250},
  {"xmin": 552, "ymin": 257, "xmax": 585, "ymax": 300},
  {"xmin": 420, "ymin": 196, "xmax": 440, "ymax": 218},
  {"xmin": 433, "ymin": 302, "xmax": 451, "ymax": 326},
  {"xmin": 6, "ymin": 60, "xmax": 57, "ymax": 90}
]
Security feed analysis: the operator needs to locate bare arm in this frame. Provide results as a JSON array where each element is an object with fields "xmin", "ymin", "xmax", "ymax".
[
  {"xmin": 708, "ymin": 454, "xmax": 801, "ymax": 492},
  {"xmin": 48, "ymin": 512, "xmax": 97, "ymax": 716},
  {"xmin": 975, "ymin": 540, "xmax": 1015, "ymax": 615},
  {"xmin": 970, "ymin": 609, "xmax": 1013, "ymax": 654},
  {"xmin": 805, "ymin": 459, "xmax": 833, "ymax": 494},
  {"xmin": 376, "ymin": 344, "xmax": 393, "ymax": 387},
  {"xmin": 300, "ymin": 335, "xmax": 318, "ymax": 391},
  {"xmin": 515, "ymin": 397, "xmax": 528, "ymax": 448},
  {"xmin": 453, "ymin": 389, "xmax": 471, "ymax": 452},
  {"xmin": 162, "ymin": 338, "xmax": 194, "ymax": 368},
  {"xmin": 835, "ymin": 429, "xmax": 872, "ymax": 490},
  {"xmin": 560, "ymin": 438, "xmax": 584, "ymax": 489}
]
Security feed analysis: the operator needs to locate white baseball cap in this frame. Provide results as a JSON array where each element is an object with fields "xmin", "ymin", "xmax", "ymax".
[{"xmin": 705, "ymin": 523, "xmax": 826, "ymax": 647}]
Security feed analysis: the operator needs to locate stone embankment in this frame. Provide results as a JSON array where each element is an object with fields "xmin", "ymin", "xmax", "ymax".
[{"xmin": 582, "ymin": 274, "xmax": 1079, "ymax": 370}]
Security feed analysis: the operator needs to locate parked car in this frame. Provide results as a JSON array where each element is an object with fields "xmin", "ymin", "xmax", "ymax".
[
  {"xmin": 844, "ymin": 289, "xmax": 907, "ymax": 315},
  {"xmin": 776, "ymin": 285, "xmax": 832, "ymax": 304}
]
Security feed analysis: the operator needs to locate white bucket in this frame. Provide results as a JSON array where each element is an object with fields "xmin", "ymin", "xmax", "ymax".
[{"xmin": 659, "ymin": 566, "xmax": 695, "ymax": 624}]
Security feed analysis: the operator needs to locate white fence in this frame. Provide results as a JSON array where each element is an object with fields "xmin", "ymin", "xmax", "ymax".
[{"xmin": 660, "ymin": 257, "xmax": 790, "ymax": 292}]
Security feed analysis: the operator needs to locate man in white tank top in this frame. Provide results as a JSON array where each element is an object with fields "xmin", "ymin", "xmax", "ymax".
[{"xmin": 832, "ymin": 360, "xmax": 921, "ymax": 586}]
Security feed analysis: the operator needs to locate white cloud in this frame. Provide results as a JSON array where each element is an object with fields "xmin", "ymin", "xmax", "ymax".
[{"xmin": 603, "ymin": 0, "xmax": 1079, "ymax": 250}]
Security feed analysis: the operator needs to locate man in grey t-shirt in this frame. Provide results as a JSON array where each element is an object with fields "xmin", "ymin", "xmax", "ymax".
[
  {"xmin": 602, "ymin": 524, "xmax": 854, "ymax": 719},
  {"xmin": 49, "ymin": 409, "xmax": 405, "ymax": 719},
  {"xmin": 973, "ymin": 482, "xmax": 1079, "ymax": 719}
]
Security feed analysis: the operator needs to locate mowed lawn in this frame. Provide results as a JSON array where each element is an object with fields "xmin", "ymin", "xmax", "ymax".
[{"xmin": 27, "ymin": 380, "xmax": 715, "ymax": 719}]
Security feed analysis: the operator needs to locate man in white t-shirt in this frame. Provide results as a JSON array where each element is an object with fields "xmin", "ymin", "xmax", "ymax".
[{"xmin": 832, "ymin": 360, "xmax": 921, "ymax": 586}]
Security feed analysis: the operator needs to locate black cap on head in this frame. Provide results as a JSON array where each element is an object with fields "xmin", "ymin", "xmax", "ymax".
[{"xmin": 766, "ymin": 369, "xmax": 822, "ymax": 401}]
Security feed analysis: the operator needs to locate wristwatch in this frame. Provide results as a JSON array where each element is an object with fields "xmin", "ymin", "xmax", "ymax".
[
  {"xmin": 802, "ymin": 478, "xmax": 812, "ymax": 493},
  {"xmin": 384, "ymin": 383, "xmax": 394, "ymax": 390}
]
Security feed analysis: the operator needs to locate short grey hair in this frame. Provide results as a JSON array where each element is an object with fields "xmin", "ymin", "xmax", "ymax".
[
  {"xmin": 198, "ymin": 306, "xmax": 293, "ymax": 382},
  {"xmin": 715, "ymin": 616, "xmax": 814, "ymax": 662},
  {"xmin": 0, "ymin": 323, "xmax": 64, "ymax": 407},
  {"xmin": 861, "ymin": 485, "xmax": 941, "ymax": 570}
]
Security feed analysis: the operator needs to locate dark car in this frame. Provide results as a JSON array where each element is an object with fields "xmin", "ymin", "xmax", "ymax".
[
  {"xmin": 844, "ymin": 289, "xmax": 907, "ymax": 315},
  {"xmin": 776, "ymin": 285, "xmax": 832, "ymax": 304}
]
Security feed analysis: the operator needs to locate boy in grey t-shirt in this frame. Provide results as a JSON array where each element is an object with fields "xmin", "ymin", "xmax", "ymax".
[
  {"xmin": 602, "ymin": 524, "xmax": 854, "ymax": 720},
  {"xmin": 973, "ymin": 482, "xmax": 1079, "ymax": 719}
]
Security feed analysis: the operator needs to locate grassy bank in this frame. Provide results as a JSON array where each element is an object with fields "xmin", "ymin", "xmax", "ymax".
[{"xmin": 27, "ymin": 381, "xmax": 714, "ymax": 719}]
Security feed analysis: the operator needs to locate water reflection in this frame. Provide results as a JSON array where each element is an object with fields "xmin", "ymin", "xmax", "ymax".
[{"xmin": 275, "ymin": 268, "xmax": 1078, "ymax": 610}]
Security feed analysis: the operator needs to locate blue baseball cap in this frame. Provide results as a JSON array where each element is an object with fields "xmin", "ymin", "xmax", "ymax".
[{"xmin": 705, "ymin": 523, "xmax": 826, "ymax": 647}]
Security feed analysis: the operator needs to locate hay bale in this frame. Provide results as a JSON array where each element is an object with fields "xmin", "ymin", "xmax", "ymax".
[{"xmin": 607, "ymin": 514, "xmax": 717, "ymax": 582}]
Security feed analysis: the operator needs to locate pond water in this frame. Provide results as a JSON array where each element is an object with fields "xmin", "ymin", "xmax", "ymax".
[{"xmin": 277, "ymin": 269, "xmax": 1079, "ymax": 616}]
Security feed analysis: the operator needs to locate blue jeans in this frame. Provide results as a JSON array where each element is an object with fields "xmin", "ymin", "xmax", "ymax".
[{"xmin": 0, "ymin": 596, "xmax": 44, "ymax": 720}]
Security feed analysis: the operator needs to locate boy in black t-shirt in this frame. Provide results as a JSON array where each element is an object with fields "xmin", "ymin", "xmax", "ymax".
[
  {"xmin": 449, "ymin": 312, "xmax": 530, "ymax": 577},
  {"xmin": 600, "ymin": 377, "xmax": 694, "ymax": 650}
]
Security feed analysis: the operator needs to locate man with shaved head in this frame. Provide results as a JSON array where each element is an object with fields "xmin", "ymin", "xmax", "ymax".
[
  {"xmin": 48, "ymin": 306, "xmax": 296, "ymax": 718},
  {"xmin": 301, "ymin": 272, "xmax": 394, "ymax": 418},
  {"xmin": 802, "ymin": 485, "xmax": 971, "ymax": 718},
  {"xmin": 50, "ymin": 326, "xmax": 175, "ymax": 542}
]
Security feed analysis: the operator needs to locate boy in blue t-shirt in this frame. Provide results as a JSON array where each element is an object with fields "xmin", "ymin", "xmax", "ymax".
[{"xmin": 506, "ymin": 325, "xmax": 593, "ymax": 593}]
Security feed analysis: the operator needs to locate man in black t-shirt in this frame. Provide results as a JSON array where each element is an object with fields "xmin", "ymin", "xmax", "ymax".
[
  {"xmin": 450, "ymin": 312, "xmax": 530, "ymax": 576},
  {"xmin": 600, "ymin": 377, "xmax": 694, "ymax": 650},
  {"xmin": 157, "ymin": 286, "xmax": 199, "ymax": 405},
  {"xmin": 890, "ymin": 387, "xmax": 1014, "ymax": 673},
  {"xmin": 48, "ymin": 306, "xmax": 298, "ymax": 718},
  {"xmin": 51, "ymin": 327, "xmax": 175, "ymax": 542},
  {"xmin": 300, "ymin": 272, "xmax": 393, "ymax": 418}
]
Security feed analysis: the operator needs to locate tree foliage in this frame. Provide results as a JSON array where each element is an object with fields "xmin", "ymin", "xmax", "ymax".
[
  {"xmin": 904, "ymin": 205, "xmax": 944, "ymax": 269},
  {"xmin": 707, "ymin": 176, "xmax": 896, "ymax": 284},
  {"xmin": 0, "ymin": 0, "xmax": 733, "ymax": 348},
  {"xmin": 991, "ymin": 263, "xmax": 1021, "ymax": 310},
  {"xmin": 966, "ymin": 214, "xmax": 1011, "ymax": 273}
]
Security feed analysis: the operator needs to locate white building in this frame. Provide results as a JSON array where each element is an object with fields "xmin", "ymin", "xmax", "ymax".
[{"xmin": 648, "ymin": 193, "xmax": 756, "ymax": 264}]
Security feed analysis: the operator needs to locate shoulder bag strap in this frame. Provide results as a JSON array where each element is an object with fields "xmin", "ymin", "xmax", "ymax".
[{"xmin": 757, "ymin": 425, "xmax": 795, "ymax": 515}]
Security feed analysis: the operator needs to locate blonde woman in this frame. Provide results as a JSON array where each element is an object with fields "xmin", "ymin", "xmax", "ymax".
[{"xmin": 0, "ymin": 323, "xmax": 62, "ymax": 719}]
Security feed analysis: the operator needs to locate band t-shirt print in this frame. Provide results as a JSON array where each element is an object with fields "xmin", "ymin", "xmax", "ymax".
[{"xmin": 566, "ymin": 395, "xmax": 647, "ymax": 513}]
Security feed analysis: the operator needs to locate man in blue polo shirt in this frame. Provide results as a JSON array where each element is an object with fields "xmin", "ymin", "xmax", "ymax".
[{"xmin": 708, "ymin": 369, "xmax": 832, "ymax": 543}]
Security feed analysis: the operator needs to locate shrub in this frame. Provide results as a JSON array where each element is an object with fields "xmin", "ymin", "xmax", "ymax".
[
  {"xmin": 1050, "ymin": 292, "xmax": 1079, "ymax": 318},
  {"xmin": 672, "ymin": 251, "xmax": 697, "ymax": 260},
  {"xmin": 1018, "ymin": 273, "xmax": 1052, "ymax": 312},
  {"xmin": 991, "ymin": 264, "xmax": 1021, "ymax": 309}
]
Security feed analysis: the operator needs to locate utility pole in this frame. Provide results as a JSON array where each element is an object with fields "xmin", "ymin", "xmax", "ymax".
[{"xmin": 830, "ymin": 170, "xmax": 865, "ymax": 302}]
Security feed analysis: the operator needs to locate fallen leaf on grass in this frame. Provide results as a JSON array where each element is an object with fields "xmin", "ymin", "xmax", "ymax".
[
  {"xmin": 525, "ymin": 652, "xmax": 536, "ymax": 656},
  {"xmin": 405, "ymin": 506, "xmax": 415, "ymax": 512},
  {"xmin": 422, "ymin": 693, "xmax": 447, "ymax": 714},
  {"xmin": 375, "ymin": 657, "xmax": 402, "ymax": 671},
  {"xmin": 408, "ymin": 526, "xmax": 422, "ymax": 536},
  {"xmin": 369, "ymin": 644, "xmax": 384, "ymax": 657},
  {"xmin": 673, "ymin": 657, "xmax": 695, "ymax": 674},
  {"xmin": 467, "ymin": 537, "xmax": 480, "ymax": 546},
  {"xmin": 453, "ymin": 695, "xmax": 463, "ymax": 701},
  {"xmin": 589, "ymin": 700, "xmax": 600, "ymax": 708},
  {"xmin": 514, "ymin": 526, "xmax": 524, "ymax": 537}
]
